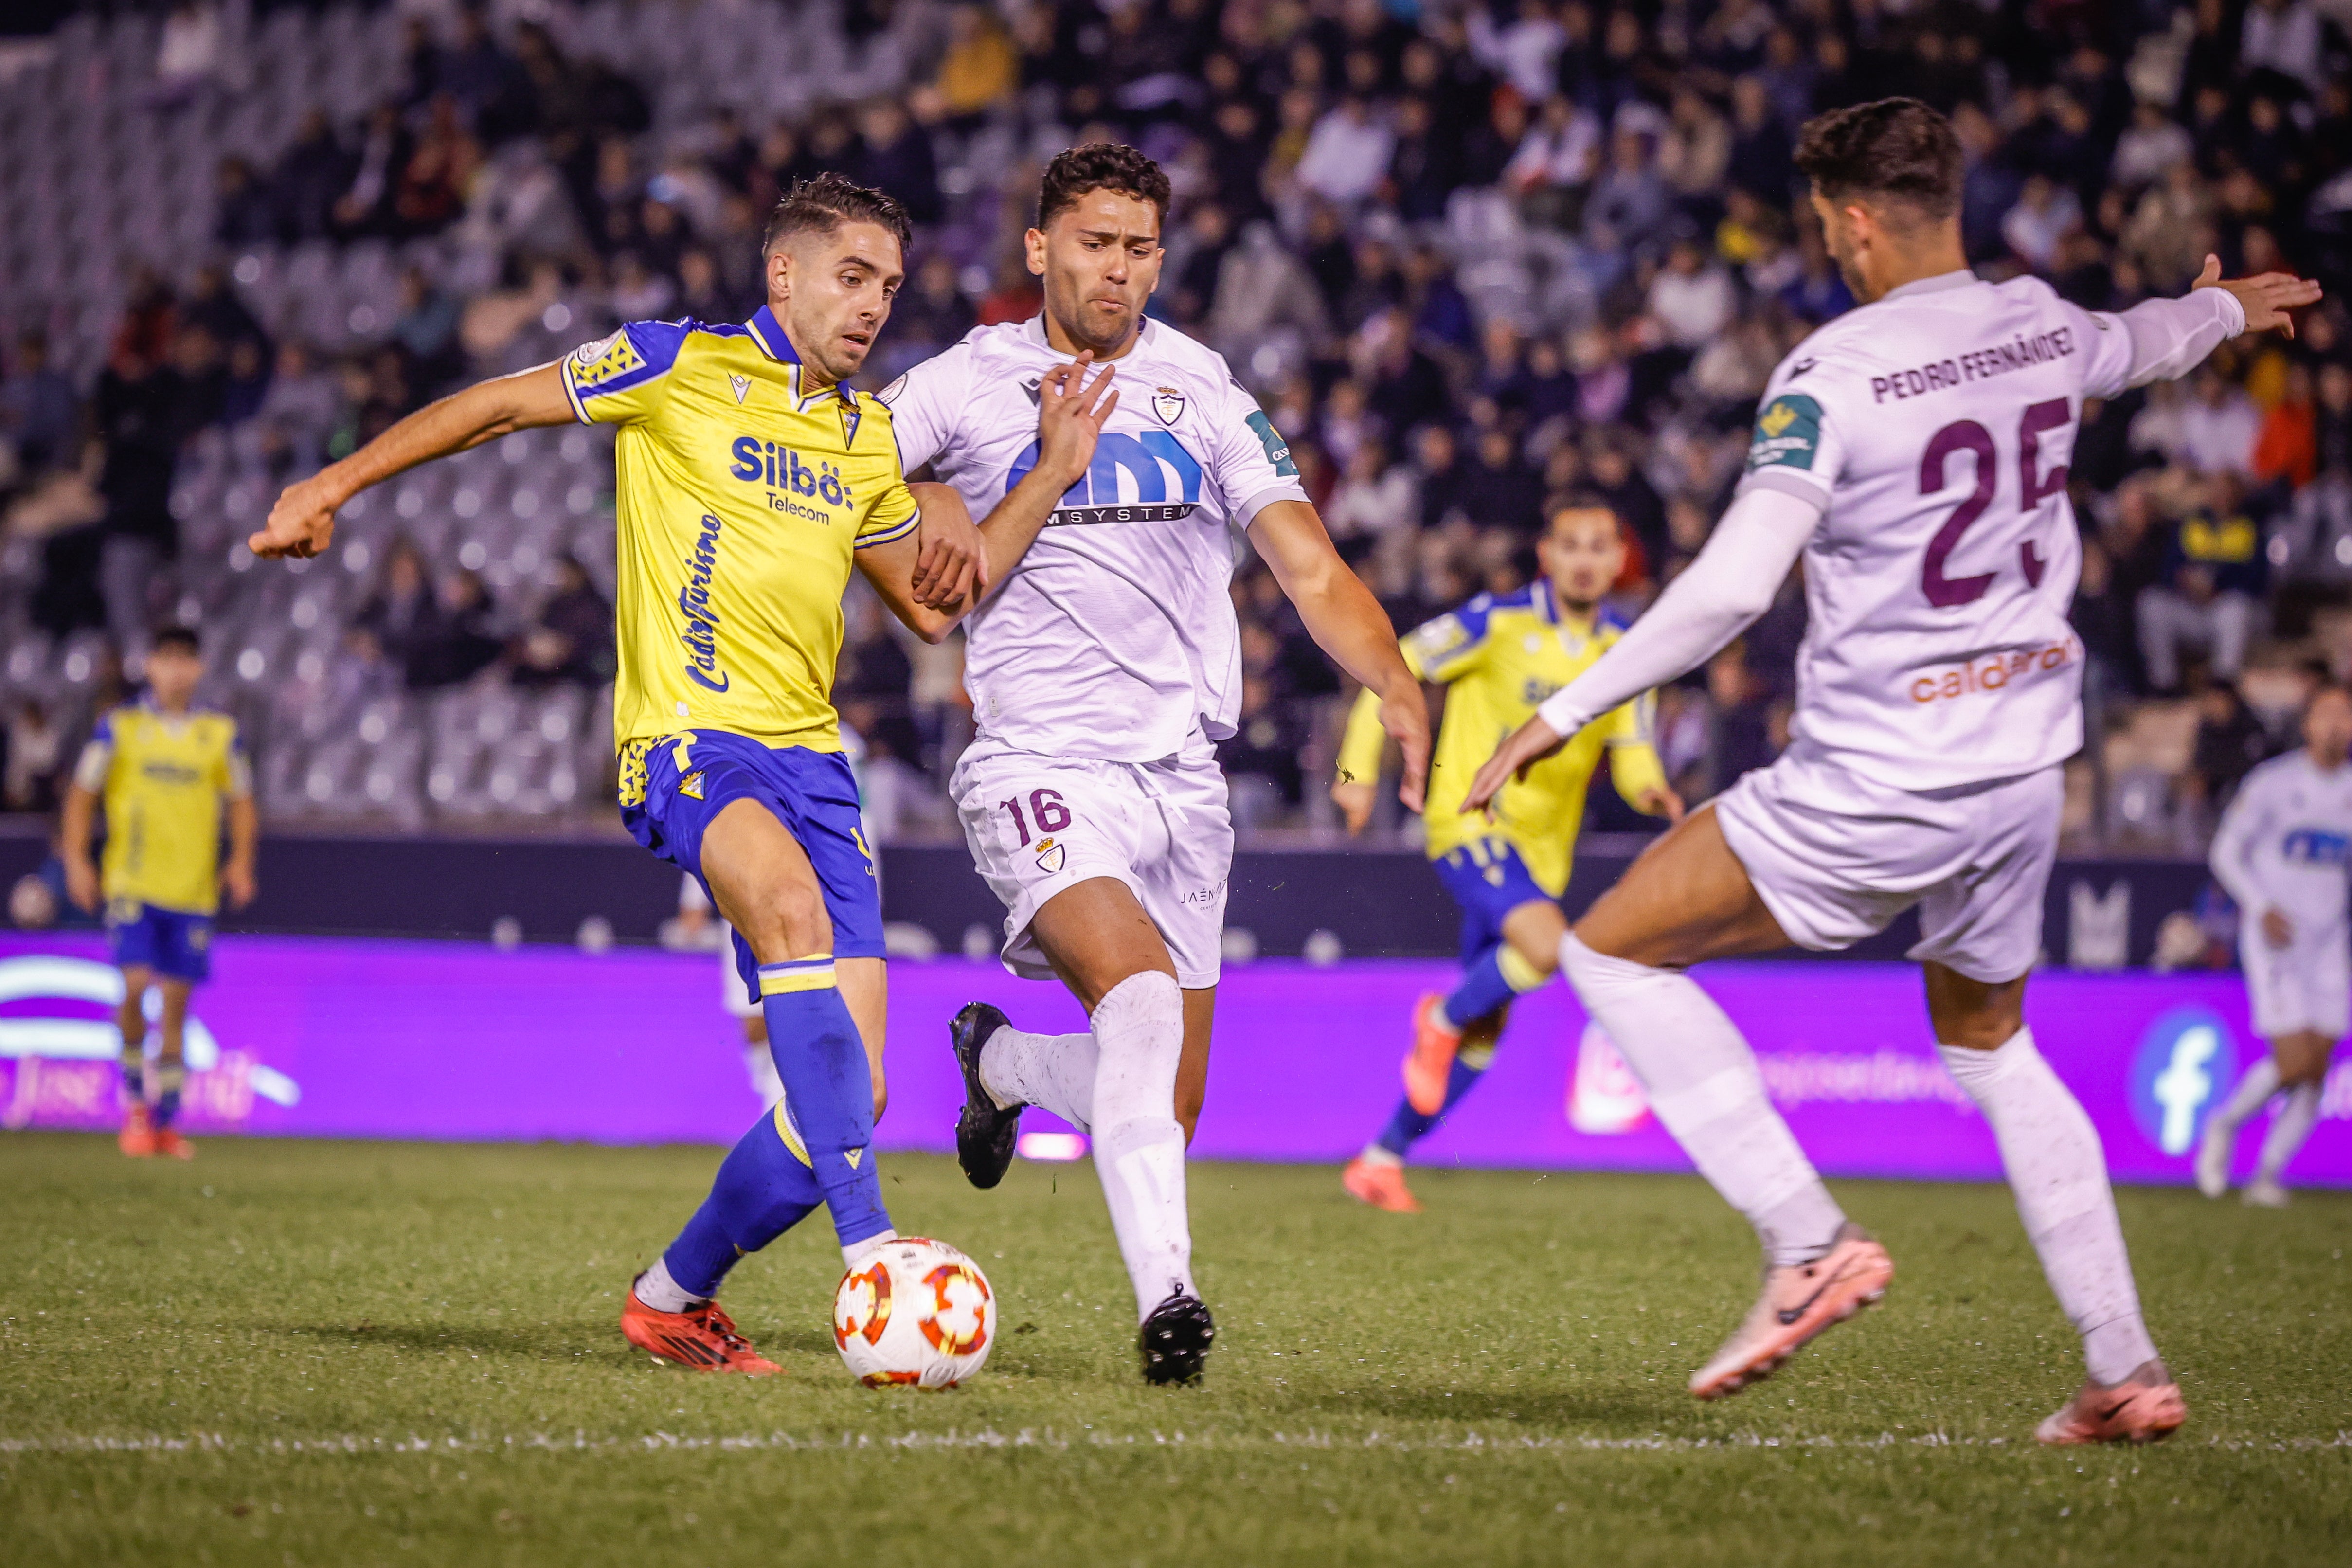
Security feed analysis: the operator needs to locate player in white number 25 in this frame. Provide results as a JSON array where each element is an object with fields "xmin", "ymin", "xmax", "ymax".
[
  {"xmin": 880, "ymin": 145, "xmax": 1428, "ymax": 1384},
  {"xmin": 1466, "ymin": 97, "xmax": 2318, "ymax": 1445}
]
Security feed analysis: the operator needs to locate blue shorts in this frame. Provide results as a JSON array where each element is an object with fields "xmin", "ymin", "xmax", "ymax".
[
  {"xmin": 621, "ymin": 731, "xmax": 883, "ymax": 1004},
  {"xmin": 106, "ymin": 901, "xmax": 214, "ymax": 983},
  {"xmin": 1433, "ymin": 839, "xmax": 1555, "ymax": 965}
]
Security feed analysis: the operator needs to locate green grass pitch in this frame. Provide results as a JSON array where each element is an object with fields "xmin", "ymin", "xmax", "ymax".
[{"xmin": 2, "ymin": 1133, "xmax": 2346, "ymax": 1567}]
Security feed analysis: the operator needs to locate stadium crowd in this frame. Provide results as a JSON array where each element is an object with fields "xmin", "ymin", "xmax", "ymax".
[{"xmin": 5, "ymin": 0, "xmax": 2352, "ymax": 849}]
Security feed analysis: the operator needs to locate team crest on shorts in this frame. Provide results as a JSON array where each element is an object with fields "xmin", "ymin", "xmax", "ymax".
[
  {"xmin": 679, "ymin": 770, "xmax": 706, "ymax": 801},
  {"xmin": 1034, "ymin": 837, "xmax": 1066, "ymax": 873},
  {"xmin": 1151, "ymin": 386, "xmax": 1186, "ymax": 424}
]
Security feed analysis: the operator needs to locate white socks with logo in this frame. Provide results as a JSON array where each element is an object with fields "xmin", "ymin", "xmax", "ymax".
[
  {"xmin": 1088, "ymin": 971, "xmax": 1197, "ymax": 1320},
  {"xmin": 1937, "ymin": 1029, "xmax": 2159, "ymax": 1385},
  {"xmin": 2259, "ymin": 1081, "xmax": 2322, "ymax": 1184},
  {"xmin": 977, "ymin": 971, "xmax": 1196, "ymax": 1320},
  {"xmin": 1559, "ymin": 935, "xmax": 1848, "ymax": 1267},
  {"xmin": 979, "ymin": 1021, "xmax": 1098, "ymax": 1133}
]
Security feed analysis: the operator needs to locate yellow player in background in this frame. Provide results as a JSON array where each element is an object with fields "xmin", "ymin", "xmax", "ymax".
[
  {"xmin": 1331, "ymin": 499, "xmax": 1680, "ymax": 1210},
  {"xmin": 62, "ymin": 626, "xmax": 259, "ymax": 1160}
]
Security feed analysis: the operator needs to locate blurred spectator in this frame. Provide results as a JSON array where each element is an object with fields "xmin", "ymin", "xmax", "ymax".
[
  {"xmin": 2137, "ymin": 476, "xmax": 2270, "ymax": 691},
  {"xmin": 2175, "ymin": 366, "xmax": 2262, "ymax": 478},
  {"xmin": 1296, "ymin": 95, "xmax": 1395, "ymax": 208},
  {"xmin": 214, "ymin": 156, "xmax": 277, "ymax": 247},
  {"xmin": 405, "ymin": 570, "xmax": 507, "ymax": 691},
  {"xmin": 3, "ymin": 700, "xmax": 64, "ymax": 813},
  {"xmin": 272, "ymin": 109, "xmax": 355, "ymax": 243},
  {"xmin": 0, "ymin": 332, "xmax": 76, "ymax": 477},
  {"xmin": 1646, "ymin": 237, "xmax": 1737, "ymax": 351},
  {"xmin": 856, "ymin": 99, "xmax": 942, "ymax": 224},
  {"xmin": 2185, "ymin": 680, "xmax": 2276, "ymax": 814},
  {"xmin": 511, "ymin": 558, "xmax": 613, "ymax": 691}
]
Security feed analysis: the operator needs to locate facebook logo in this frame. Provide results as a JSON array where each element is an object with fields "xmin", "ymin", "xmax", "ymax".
[{"xmin": 2126, "ymin": 1007, "xmax": 2239, "ymax": 1156}]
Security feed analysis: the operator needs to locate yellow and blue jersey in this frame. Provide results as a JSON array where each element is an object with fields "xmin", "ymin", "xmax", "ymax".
[
  {"xmin": 1338, "ymin": 581, "xmax": 1667, "ymax": 896},
  {"xmin": 73, "ymin": 703, "xmax": 251, "ymax": 917},
  {"xmin": 561, "ymin": 306, "xmax": 920, "ymax": 799}
]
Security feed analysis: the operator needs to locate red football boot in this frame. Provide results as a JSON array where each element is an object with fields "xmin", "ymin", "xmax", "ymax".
[
  {"xmin": 151, "ymin": 1126, "xmax": 197, "ymax": 1160},
  {"xmin": 118, "ymin": 1103, "xmax": 155, "ymax": 1158},
  {"xmin": 620, "ymin": 1279, "xmax": 783, "ymax": 1374}
]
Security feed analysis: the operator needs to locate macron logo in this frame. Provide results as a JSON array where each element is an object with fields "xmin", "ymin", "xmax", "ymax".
[{"xmin": 2149, "ymin": 1025, "xmax": 2220, "ymax": 1154}]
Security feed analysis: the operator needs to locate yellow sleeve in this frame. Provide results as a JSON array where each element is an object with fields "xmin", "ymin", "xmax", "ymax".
[
  {"xmin": 1400, "ymin": 606, "xmax": 1489, "ymax": 685},
  {"xmin": 1335, "ymin": 683, "xmax": 1390, "ymax": 786},
  {"xmin": 559, "ymin": 321, "xmax": 689, "ymax": 426},
  {"xmin": 855, "ymin": 475, "xmax": 920, "ymax": 548},
  {"xmin": 1604, "ymin": 691, "xmax": 1669, "ymax": 809}
]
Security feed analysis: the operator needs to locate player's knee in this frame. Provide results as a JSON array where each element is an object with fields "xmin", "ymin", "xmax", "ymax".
[{"xmin": 735, "ymin": 882, "xmax": 831, "ymax": 962}]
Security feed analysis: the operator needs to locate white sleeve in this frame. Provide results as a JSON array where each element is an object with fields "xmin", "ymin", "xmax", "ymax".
[
  {"xmin": 875, "ymin": 339, "xmax": 974, "ymax": 476},
  {"xmin": 1207, "ymin": 368, "xmax": 1310, "ymax": 524},
  {"xmin": 1535, "ymin": 486, "xmax": 1819, "ymax": 737},
  {"xmin": 2082, "ymin": 290, "xmax": 2246, "ymax": 399},
  {"xmin": 2207, "ymin": 775, "xmax": 2270, "ymax": 914}
]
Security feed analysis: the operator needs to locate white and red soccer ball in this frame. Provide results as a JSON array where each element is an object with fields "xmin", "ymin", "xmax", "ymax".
[{"xmin": 832, "ymin": 1237, "xmax": 996, "ymax": 1388}]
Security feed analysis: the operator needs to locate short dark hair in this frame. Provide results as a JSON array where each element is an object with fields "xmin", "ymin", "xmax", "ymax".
[
  {"xmin": 1547, "ymin": 492, "xmax": 1622, "ymax": 530},
  {"xmin": 1037, "ymin": 143, "xmax": 1172, "ymax": 232},
  {"xmin": 1794, "ymin": 97, "xmax": 1963, "ymax": 223},
  {"xmin": 761, "ymin": 173, "xmax": 912, "ymax": 258},
  {"xmin": 151, "ymin": 625, "xmax": 201, "ymax": 656}
]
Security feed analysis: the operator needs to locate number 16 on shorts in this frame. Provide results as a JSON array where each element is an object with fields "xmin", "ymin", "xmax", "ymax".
[{"xmin": 999, "ymin": 789, "xmax": 1074, "ymax": 871}]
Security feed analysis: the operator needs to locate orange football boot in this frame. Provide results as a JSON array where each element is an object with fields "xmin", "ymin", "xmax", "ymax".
[
  {"xmin": 151, "ymin": 1126, "xmax": 196, "ymax": 1160},
  {"xmin": 1401, "ymin": 993, "xmax": 1462, "ymax": 1115},
  {"xmin": 620, "ymin": 1280, "xmax": 782, "ymax": 1375},
  {"xmin": 1342, "ymin": 1155, "xmax": 1422, "ymax": 1213},
  {"xmin": 118, "ymin": 1103, "xmax": 155, "ymax": 1158},
  {"xmin": 2035, "ymin": 1360, "xmax": 2187, "ymax": 1446}
]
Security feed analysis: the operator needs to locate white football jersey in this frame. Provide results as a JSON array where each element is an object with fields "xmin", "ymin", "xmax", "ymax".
[
  {"xmin": 880, "ymin": 316, "xmax": 1308, "ymax": 763},
  {"xmin": 1738, "ymin": 271, "xmax": 2144, "ymax": 790},
  {"xmin": 2211, "ymin": 751, "xmax": 2352, "ymax": 932}
]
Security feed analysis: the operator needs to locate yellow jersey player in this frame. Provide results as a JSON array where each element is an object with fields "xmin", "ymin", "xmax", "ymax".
[
  {"xmin": 61, "ymin": 625, "xmax": 259, "ymax": 1160},
  {"xmin": 249, "ymin": 175, "xmax": 1078, "ymax": 1374},
  {"xmin": 1330, "ymin": 499, "xmax": 1680, "ymax": 1212}
]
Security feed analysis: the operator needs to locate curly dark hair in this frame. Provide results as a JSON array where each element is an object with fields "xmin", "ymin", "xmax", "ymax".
[
  {"xmin": 1037, "ymin": 143, "xmax": 1172, "ymax": 232},
  {"xmin": 1794, "ymin": 98, "xmax": 1963, "ymax": 222},
  {"xmin": 761, "ymin": 172, "xmax": 912, "ymax": 257}
]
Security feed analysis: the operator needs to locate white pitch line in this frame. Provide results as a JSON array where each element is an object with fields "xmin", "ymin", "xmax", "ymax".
[{"xmin": 3, "ymin": 1429, "xmax": 2350, "ymax": 1457}]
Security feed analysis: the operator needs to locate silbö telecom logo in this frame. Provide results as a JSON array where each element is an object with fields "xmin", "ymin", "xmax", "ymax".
[{"xmin": 2127, "ymin": 1005, "xmax": 2239, "ymax": 1157}]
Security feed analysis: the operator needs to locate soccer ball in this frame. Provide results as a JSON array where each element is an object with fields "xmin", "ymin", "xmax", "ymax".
[{"xmin": 832, "ymin": 1236, "xmax": 997, "ymax": 1388}]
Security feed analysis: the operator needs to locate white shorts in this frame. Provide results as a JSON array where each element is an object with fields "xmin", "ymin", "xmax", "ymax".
[
  {"xmin": 952, "ymin": 734, "xmax": 1233, "ymax": 990},
  {"xmin": 1713, "ymin": 744, "xmax": 2061, "ymax": 983},
  {"xmin": 2241, "ymin": 929, "xmax": 2351, "ymax": 1039}
]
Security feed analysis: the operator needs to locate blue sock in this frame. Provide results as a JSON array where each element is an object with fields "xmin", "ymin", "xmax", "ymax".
[
  {"xmin": 152, "ymin": 1061, "xmax": 184, "ymax": 1129},
  {"xmin": 1374, "ymin": 1055, "xmax": 1490, "ymax": 1159},
  {"xmin": 754, "ymin": 956, "xmax": 892, "ymax": 1250},
  {"xmin": 663, "ymin": 1105, "xmax": 826, "ymax": 1298},
  {"xmin": 1440, "ymin": 942, "xmax": 1548, "ymax": 1030}
]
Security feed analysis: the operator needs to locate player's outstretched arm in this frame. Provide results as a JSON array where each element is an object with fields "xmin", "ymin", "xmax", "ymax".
[
  {"xmin": 2193, "ymin": 253, "xmax": 2321, "ymax": 339},
  {"xmin": 1248, "ymin": 501, "xmax": 1431, "ymax": 811},
  {"xmin": 1459, "ymin": 486, "xmax": 1818, "ymax": 816},
  {"xmin": 856, "ymin": 484, "xmax": 984, "ymax": 643},
  {"xmin": 249, "ymin": 362, "xmax": 576, "ymax": 560}
]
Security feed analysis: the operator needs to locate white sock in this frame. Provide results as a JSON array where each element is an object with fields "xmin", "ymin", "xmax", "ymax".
[
  {"xmin": 634, "ymin": 1256, "xmax": 703, "ymax": 1311},
  {"xmin": 741, "ymin": 1041, "xmax": 783, "ymax": 1110},
  {"xmin": 1087, "ymin": 971, "xmax": 1195, "ymax": 1319},
  {"xmin": 979, "ymin": 1023, "xmax": 1098, "ymax": 1134},
  {"xmin": 2257, "ymin": 1082, "xmax": 2322, "ymax": 1183},
  {"xmin": 1938, "ymin": 1030, "xmax": 2159, "ymax": 1385},
  {"xmin": 842, "ymin": 1228, "xmax": 898, "ymax": 1268},
  {"xmin": 1559, "ymin": 935, "xmax": 1846, "ymax": 1266},
  {"xmin": 2212, "ymin": 1056, "xmax": 2280, "ymax": 1135}
]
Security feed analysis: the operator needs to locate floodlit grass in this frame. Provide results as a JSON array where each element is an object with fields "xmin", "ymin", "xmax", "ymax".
[{"xmin": 2, "ymin": 1133, "xmax": 2346, "ymax": 1566}]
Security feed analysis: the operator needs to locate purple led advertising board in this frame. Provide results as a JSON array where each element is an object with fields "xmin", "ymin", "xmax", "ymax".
[{"xmin": 1, "ymin": 934, "xmax": 2345, "ymax": 1187}]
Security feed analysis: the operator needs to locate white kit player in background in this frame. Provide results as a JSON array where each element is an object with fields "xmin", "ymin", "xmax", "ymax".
[
  {"xmin": 878, "ymin": 145, "xmax": 1429, "ymax": 1385},
  {"xmin": 2200, "ymin": 685, "xmax": 2352, "ymax": 1207},
  {"xmin": 1466, "ymin": 97, "xmax": 2319, "ymax": 1445}
]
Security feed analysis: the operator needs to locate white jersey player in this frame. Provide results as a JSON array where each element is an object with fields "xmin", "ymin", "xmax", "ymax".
[
  {"xmin": 1467, "ymin": 97, "xmax": 2318, "ymax": 1444},
  {"xmin": 880, "ymin": 145, "xmax": 1428, "ymax": 1385},
  {"xmin": 2199, "ymin": 686, "xmax": 2352, "ymax": 1206}
]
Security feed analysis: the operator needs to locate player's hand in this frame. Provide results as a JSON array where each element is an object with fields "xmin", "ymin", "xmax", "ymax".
[
  {"xmin": 221, "ymin": 859, "xmax": 257, "ymax": 910},
  {"xmin": 1331, "ymin": 778, "xmax": 1376, "ymax": 835},
  {"xmin": 1635, "ymin": 784, "xmax": 1686, "ymax": 824},
  {"xmin": 2261, "ymin": 906, "xmax": 2295, "ymax": 948},
  {"xmin": 1035, "ymin": 351, "xmax": 1118, "ymax": 487},
  {"xmin": 63, "ymin": 857, "xmax": 99, "ymax": 915},
  {"xmin": 1379, "ymin": 683, "xmax": 1431, "ymax": 813},
  {"xmin": 2195, "ymin": 254, "xmax": 2323, "ymax": 338},
  {"xmin": 908, "ymin": 484, "xmax": 986, "ymax": 609},
  {"xmin": 1461, "ymin": 715, "xmax": 1567, "ymax": 817},
  {"xmin": 251, "ymin": 474, "xmax": 341, "ymax": 560}
]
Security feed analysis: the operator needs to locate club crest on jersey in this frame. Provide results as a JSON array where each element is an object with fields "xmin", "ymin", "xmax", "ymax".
[
  {"xmin": 1034, "ymin": 837, "xmax": 1066, "ymax": 873},
  {"xmin": 728, "ymin": 373, "xmax": 751, "ymax": 405},
  {"xmin": 1748, "ymin": 393, "xmax": 1823, "ymax": 472},
  {"xmin": 1005, "ymin": 430, "xmax": 1206, "ymax": 527},
  {"xmin": 1151, "ymin": 386, "xmax": 1186, "ymax": 424}
]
